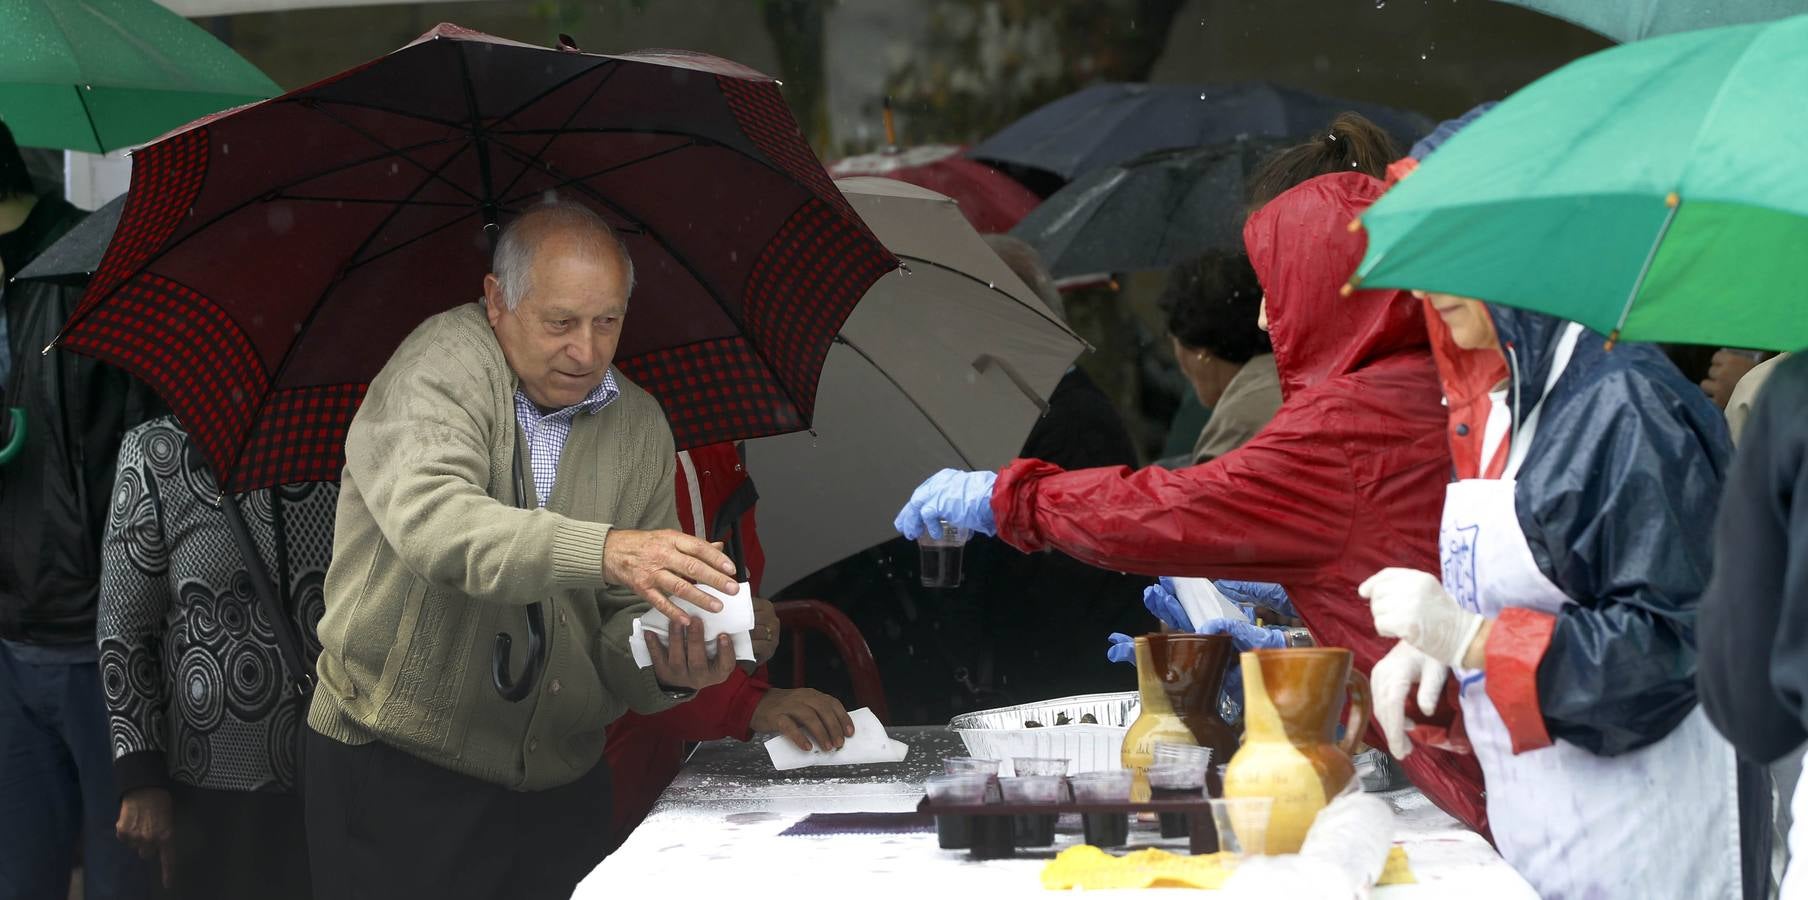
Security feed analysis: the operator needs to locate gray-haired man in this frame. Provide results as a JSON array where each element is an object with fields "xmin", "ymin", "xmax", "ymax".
[{"xmin": 304, "ymin": 202, "xmax": 738, "ymax": 900}]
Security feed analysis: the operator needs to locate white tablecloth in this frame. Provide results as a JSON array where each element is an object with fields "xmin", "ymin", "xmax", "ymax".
[{"xmin": 579, "ymin": 727, "xmax": 1535, "ymax": 898}]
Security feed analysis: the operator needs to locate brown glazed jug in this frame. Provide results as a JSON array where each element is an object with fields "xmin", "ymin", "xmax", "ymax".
[
  {"xmin": 1120, "ymin": 633, "xmax": 1241, "ymax": 799},
  {"xmin": 1222, "ymin": 648, "xmax": 1372, "ymax": 854}
]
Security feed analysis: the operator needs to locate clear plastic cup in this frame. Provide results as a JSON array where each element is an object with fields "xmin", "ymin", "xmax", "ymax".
[
  {"xmin": 1152, "ymin": 741, "xmax": 1212, "ymax": 773},
  {"xmin": 998, "ymin": 775, "xmax": 1064, "ymax": 804},
  {"xmin": 1069, "ymin": 771, "xmax": 1134, "ymax": 848},
  {"xmin": 1210, "ymin": 796, "xmax": 1274, "ymax": 860},
  {"xmin": 925, "ymin": 773, "xmax": 991, "ymax": 851},
  {"xmin": 944, "ymin": 756, "xmax": 1002, "ymax": 775},
  {"xmin": 1146, "ymin": 763, "xmax": 1206, "ymax": 839},
  {"xmin": 1067, "ymin": 770, "xmax": 1133, "ymax": 802},
  {"xmin": 918, "ymin": 520, "xmax": 971, "ymax": 588},
  {"xmin": 1010, "ymin": 757, "xmax": 1070, "ymax": 778},
  {"xmin": 925, "ymin": 772, "xmax": 990, "ymax": 804}
]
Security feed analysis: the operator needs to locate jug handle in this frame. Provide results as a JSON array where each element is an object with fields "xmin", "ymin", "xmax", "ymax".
[{"xmin": 1337, "ymin": 669, "xmax": 1373, "ymax": 757}]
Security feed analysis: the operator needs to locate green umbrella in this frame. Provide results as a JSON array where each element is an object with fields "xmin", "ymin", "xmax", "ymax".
[
  {"xmin": 0, "ymin": 0, "xmax": 280, "ymax": 153},
  {"xmin": 1353, "ymin": 15, "xmax": 1808, "ymax": 352},
  {"xmin": 1496, "ymin": 0, "xmax": 1808, "ymax": 42}
]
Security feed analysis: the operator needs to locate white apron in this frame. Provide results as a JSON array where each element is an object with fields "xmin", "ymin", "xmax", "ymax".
[
  {"xmin": 1784, "ymin": 757, "xmax": 1808, "ymax": 899},
  {"xmin": 1440, "ymin": 323, "xmax": 1742, "ymax": 900}
]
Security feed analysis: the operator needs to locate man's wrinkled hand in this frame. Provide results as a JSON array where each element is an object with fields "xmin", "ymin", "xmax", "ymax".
[
  {"xmin": 605, "ymin": 528, "xmax": 738, "ymax": 626},
  {"xmin": 646, "ymin": 621, "xmax": 737, "ymax": 692},
  {"xmin": 752, "ymin": 688, "xmax": 855, "ymax": 752},
  {"xmin": 749, "ymin": 597, "xmax": 780, "ymax": 669},
  {"xmin": 116, "ymin": 787, "xmax": 175, "ymax": 887}
]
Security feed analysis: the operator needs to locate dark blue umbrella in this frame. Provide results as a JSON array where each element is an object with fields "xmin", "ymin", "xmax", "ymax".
[
  {"xmin": 968, "ymin": 82, "xmax": 1432, "ymax": 184},
  {"xmin": 1009, "ymin": 137, "xmax": 1288, "ymax": 279}
]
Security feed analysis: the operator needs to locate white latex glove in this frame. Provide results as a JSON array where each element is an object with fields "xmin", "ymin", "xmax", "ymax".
[
  {"xmin": 1369, "ymin": 641, "xmax": 1447, "ymax": 759},
  {"xmin": 1358, "ymin": 567, "xmax": 1484, "ymax": 667}
]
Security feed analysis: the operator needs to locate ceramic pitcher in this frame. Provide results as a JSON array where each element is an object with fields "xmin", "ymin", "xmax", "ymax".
[
  {"xmin": 1120, "ymin": 633, "xmax": 1240, "ymax": 799},
  {"xmin": 1221, "ymin": 647, "xmax": 1372, "ymax": 854}
]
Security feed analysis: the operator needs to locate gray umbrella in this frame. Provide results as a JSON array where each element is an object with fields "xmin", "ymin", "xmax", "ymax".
[
  {"xmin": 747, "ymin": 177, "xmax": 1085, "ymax": 594},
  {"xmin": 1010, "ymin": 138, "xmax": 1288, "ymax": 280},
  {"xmin": 13, "ymin": 194, "xmax": 125, "ymax": 286}
]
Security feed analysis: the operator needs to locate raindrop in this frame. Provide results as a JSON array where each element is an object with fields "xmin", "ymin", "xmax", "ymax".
[
  {"xmin": 388, "ymin": 163, "xmax": 399, "ymax": 175},
  {"xmin": 1420, "ymin": 52, "xmax": 1429, "ymax": 60},
  {"xmin": 1199, "ymin": 92, "xmax": 1208, "ymax": 100},
  {"xmin": 986, "ymin": 282, "xmax": 994, "ymax": 290},
  {"xmin": 1375, "ymin": 0, "xmax": 1385, "ymax": 6},
  {"xmin": 221, "ymin": 143, "xmax": 231, "ymax": 155}
]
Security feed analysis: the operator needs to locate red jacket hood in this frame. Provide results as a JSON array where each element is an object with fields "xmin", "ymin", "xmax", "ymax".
[{"xmin": 1243, "ymin": 171, "xmax": 1432, "ymax": 399}]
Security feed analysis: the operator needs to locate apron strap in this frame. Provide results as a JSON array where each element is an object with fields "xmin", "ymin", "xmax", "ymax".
[{"xmin": 1503, "ymin": 322, "xmax": 1584, "ymax": 480}]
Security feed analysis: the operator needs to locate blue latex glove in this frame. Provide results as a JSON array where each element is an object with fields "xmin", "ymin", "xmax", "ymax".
[
  {"xmin": 1141, "ymin": 577, "xmax": 1193, "ymax": 631},
  {"xmin": 1213, "ymin": 580, "xmax": 1296, "ymax": 619},
  {"xmin": 1197, "ymin": 617, "xmax": 1289, "ymax": 651},
  {"xmin": 893, "ymin": 469, "xmax": 998, "ymax": 539},
  {"xmin": 1105, "ymin": 632, "xmax": 1137, "ymax": 665}
]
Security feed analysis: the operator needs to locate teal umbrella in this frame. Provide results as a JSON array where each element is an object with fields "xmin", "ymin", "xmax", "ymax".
[
  {"xmin": 0, "ymin": 0, "xmax": 280, "ymax": 152},
  {"xmin": 1353, "ymin": 15, "xmax": 1808, "ymax": 352},
  {"xmin": 1496, "ymin": 0, "xmax": 1808, "ymax": 42}
]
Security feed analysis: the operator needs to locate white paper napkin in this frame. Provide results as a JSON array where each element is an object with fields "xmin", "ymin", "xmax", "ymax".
[
  {"xmin": 628, "ymin": 581, "xmax": 757, "ymax": 668},
  {"xmin": 1171, "ymin": 577, "xmax": 1248, "ymax": 629},
  {"xmin": 763, "ymin": 707, "xmax": 908, "ymax": 771}
]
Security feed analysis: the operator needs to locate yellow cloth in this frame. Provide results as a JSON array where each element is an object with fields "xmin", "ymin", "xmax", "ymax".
[{"xmin": 1039, "ymin": 844, "xmax": 1416, "ymax": 890}]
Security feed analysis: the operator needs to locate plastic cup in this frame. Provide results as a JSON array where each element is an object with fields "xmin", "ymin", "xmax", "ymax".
[
  {"xmin": 1210, "ymin": 797, "xmax": 1274, "ymax": 861},
  {"xmin": 1069, "ymin": 770, "xmax": 1134, "ymax": 848},
  {"xmin": 1146, "ymin": 764, "xmax": 1206, "ymax": 839},
  {"xmin": 925, "ymin": 773, "xmax": 991, "ymax": 850},
  {"xmin": 944, "ymin": 757, "xmax": 1002, "ymax": 775},
  {"xmin": 1010, "ymin": 757, "xmax": 1071, "ymax": 778},
  {"xmin": 999, "ymin": 775, "xmax": 1062, "ymax": 847},
  {"xmin": 918, "ymin": 520, "xmax": 971, "ymax": 588}
]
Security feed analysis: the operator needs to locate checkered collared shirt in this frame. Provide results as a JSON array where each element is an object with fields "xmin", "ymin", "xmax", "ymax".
[{"xmin": 513, "ymin": 370, "xmax": 621, "ymax": 507}]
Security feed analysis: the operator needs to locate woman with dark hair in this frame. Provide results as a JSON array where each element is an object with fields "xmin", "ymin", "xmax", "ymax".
[
  {"xmin": 1162, "ymin": 250, "xmax": 1278, "ymax": 465},
  {"xmin": 1245, "ymin": 112, "xmax": 1400, "ymax": 211}
]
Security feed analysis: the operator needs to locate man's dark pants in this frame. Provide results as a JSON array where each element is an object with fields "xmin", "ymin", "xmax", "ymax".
[
  {"xmin": 0, "ymin": 641, "xmax": 153, "ymax": 900},
  {"xmin": 305, "ymin": 727, "xmax": 614, "ymax": 900}
]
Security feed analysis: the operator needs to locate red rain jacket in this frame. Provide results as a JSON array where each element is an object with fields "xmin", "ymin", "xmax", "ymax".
[
  {"xmin": 605, "ymin": 442, "xmax": 770, "ymax": 846},
  {"xmin": 991, "ymin": 172, "xmax": 1488, "ymax": 835}
]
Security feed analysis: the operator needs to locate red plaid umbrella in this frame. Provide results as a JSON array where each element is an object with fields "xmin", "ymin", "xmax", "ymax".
[
  {"xmin": 828, "ymin": 144, "xmax": 1039, "ymax": 234},
  {"xmin": 56, "ymin": 24, "xmax": 895, "ymax": 494}
]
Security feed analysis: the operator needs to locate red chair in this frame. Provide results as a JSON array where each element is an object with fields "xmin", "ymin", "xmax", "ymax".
[{"xmin": 772, "ymin": 600, "xmax": 891, "ymax": 726}]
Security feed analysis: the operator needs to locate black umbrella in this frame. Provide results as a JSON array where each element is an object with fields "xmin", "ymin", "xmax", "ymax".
[
  {"xmin": 968, "ymin": 82, "xmax": 1433, "ymax": 184},
  {"xmin": 12, "ymin": 194, "xmax": 125, "ymax": 286},
  {"xmin": 1009, "ymin": 138, "xmax": 1289, "ymax": 279}
]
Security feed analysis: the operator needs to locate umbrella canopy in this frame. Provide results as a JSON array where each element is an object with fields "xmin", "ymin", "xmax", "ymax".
[
  {"xmin": 0, "ymin": 0, "xmax": 280, "ymax": 152},
  {"xmin": 1353, "ymin": 15, "xmax": 1808, "ymax": 352},
  {"xmin": 967, "ymin": 82, "xmax": 1432, "ymax": 184},
  {"xmin": 1493, "ymin": 0, "xmax": 1808, "ymax": 41},
  {"xmin": 828, "ymin": 144, "xmax": 1040, "ymax": 234},
  {"xmin": 747, "ymin": 177, "xmax": 1084, "ymax": 594},
  {"xmin": 56, "ymin": 24, "xmax": 895, "ymax": 492},
  {"xmin": 1009, "ymin": 138, "xmax": 1288, "ymax": 279},
  {"xmin": 13, "ymin": 193, "xmax": 125, "ymax": 286}
]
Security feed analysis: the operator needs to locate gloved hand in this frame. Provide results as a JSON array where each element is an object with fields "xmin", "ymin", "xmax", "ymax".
[
  {"xmin": 1214, "ymin": 580, "xmax": 1296, "ymax": 619},
  {"xmin": 1105, "ymin": 632, "xmax": 1137, "ymax": 665},
  {"xmin": 1369, "ymin": 641, "xmax": 1448, "ymax": 759},
  {"xmin": 1141, "ymin": 577, "xmax": 1193, "ymax": 631},
  {"xmin": 1358, "ymin": 568, "xmax": 1485, "ymax": 668},
  {"xmin": 893, "ymin": 469, "xmax": 998, "ymax": 540},
  {"xmin": 1197, "ymin": 617, "xmax": 1289, "ymax": 651}
]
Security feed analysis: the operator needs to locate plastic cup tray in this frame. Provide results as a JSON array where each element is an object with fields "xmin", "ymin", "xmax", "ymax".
[
  {"xmin": 946, "ymin": 691, "xmax": 1138, "ymax": 775},
  {"xmin": 916, "ymin": 793, "xmax": 1220, "ymax": 858}
]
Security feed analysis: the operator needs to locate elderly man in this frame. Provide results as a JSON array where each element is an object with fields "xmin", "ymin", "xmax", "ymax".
[{"xmin": 304, "ymin": 201, "xmax": 741, "ymax": 900}]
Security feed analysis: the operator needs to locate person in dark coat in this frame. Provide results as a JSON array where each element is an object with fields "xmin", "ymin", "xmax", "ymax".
[
  {"xmin": 0, "ymin": 121, "xmax": 159, "ymax": 900},
  {"xmin": 1700, "ymin": 352, "xmax": 1808, "ymax": 893}
]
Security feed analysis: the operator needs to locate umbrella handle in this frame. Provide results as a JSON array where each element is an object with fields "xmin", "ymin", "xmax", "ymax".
[
  {"xmin": 0, "ymin": 409, "xmax": 24, "ymax": 466},
  {"xmin": 492, "ymin": 603, "xmax": 547, "ymax": 703}
]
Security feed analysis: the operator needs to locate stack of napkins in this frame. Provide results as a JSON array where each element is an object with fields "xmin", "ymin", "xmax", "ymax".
[
  {"xmin": 628, "ymin": 581, "xmax": 756, "ymax": 668},
  {"xmin": 764, "ymin": 707, "xmax": 909, "ymax": 771}
]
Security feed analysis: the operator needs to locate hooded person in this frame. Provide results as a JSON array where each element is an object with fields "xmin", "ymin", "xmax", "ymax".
[
  {"xmin": 893, "ymin": 170, "xmax": 1489, "ymax": 834},
  {"xmin": 1362, "ymin": 291, "xmax": 1753, "ymax": 899}
]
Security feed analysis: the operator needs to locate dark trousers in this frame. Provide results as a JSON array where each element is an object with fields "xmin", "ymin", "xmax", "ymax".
[
  {"xmin": 0, "ymin": 643, "xmax": 153, "ymax": 900},
  {"xmin": 158, "ymin": 785, "xmax": 309, "ymax": 900},
  {"xmin": 304, "ymin": 728, "xmax": 613, "ymax": 900}
]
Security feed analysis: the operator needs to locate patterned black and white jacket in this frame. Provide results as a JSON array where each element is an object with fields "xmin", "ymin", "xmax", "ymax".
[{"xmin": 97, "ymin": 417, "xmax": 337, "ymax": 795}]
